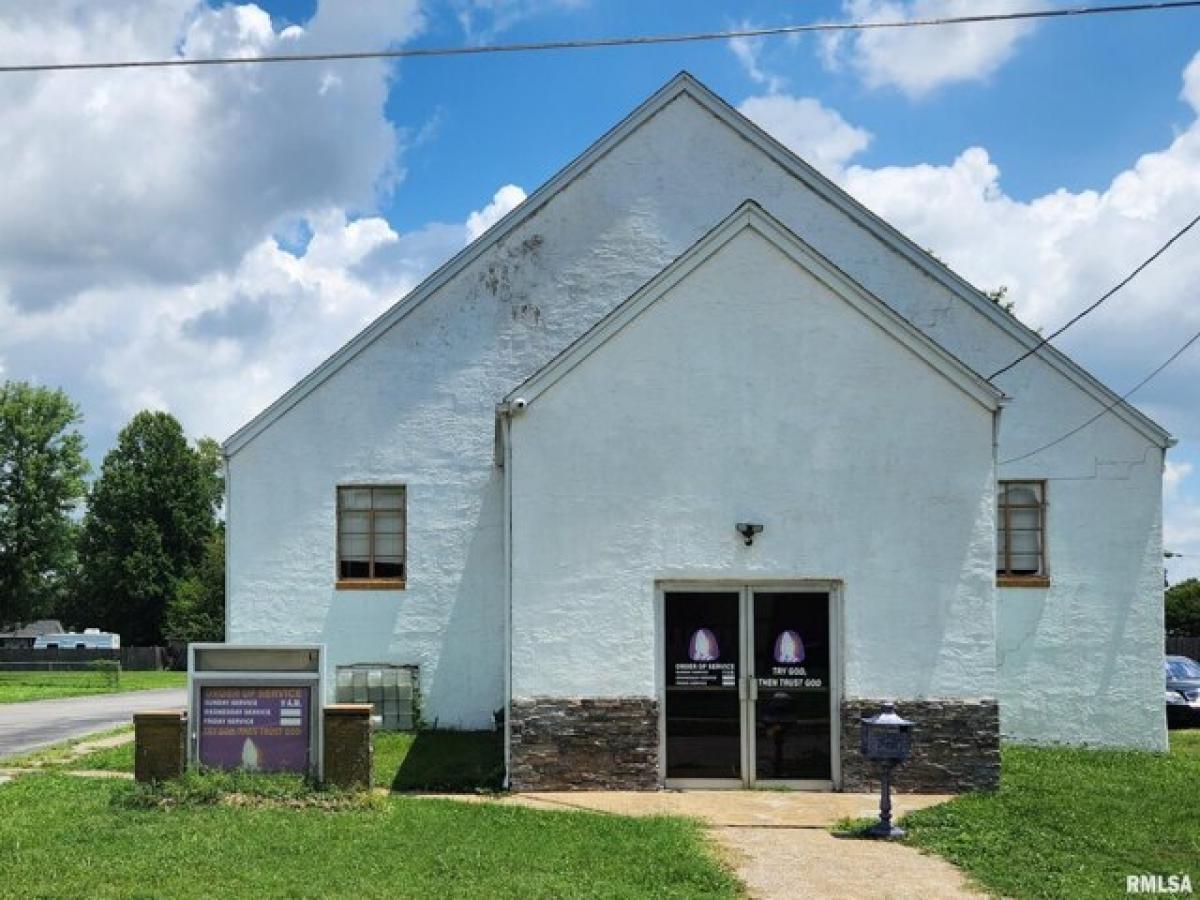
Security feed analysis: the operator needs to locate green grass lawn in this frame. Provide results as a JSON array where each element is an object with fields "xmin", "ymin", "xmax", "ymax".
[
  {"xmin": 374, "ymin": 730, "xmax": 503, "ymax": 791},
  {"xmin": 0, "ymin": 775, "xmax": 738, "ymax": 899},
  {"xmin": 0, "ymin": 670, "xmax": 185, "ymax": 704},
  {"xmin": 902, "ymin": 730, "xmax": 1200, "ymax": 899}
]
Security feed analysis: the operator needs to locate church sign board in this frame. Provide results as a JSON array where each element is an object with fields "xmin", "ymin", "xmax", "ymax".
[{"xmin": 187, "ymin": 644, "xmax": 324, "ymax": 778}]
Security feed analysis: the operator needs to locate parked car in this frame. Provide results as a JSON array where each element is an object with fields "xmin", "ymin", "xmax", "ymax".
[{"xmin": 1166, "ymin": 655, "xmax": 1200, "ymax": 728}]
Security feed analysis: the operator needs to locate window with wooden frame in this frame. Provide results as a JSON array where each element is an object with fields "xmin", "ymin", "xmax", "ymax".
[
  {"xmin": 996, "ymin": 481, "xmax": 1048, "ymax": 586},
  {"xmin": 336, "ymin": 486, "xmax": 406, "ymax": 588}
]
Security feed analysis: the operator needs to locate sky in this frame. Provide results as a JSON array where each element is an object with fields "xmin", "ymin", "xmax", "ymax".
[{"xmin": 2, "ymin": 0, "xmax": 1200, "ymax": 578}]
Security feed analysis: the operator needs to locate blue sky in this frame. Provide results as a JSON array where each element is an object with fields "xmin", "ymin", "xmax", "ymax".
[
  {"xmin": 1, "ymin": 0, "xmax": 1200, "ymax": 577},
  {"xmin": 251, "ymin": 0, "xmax": 1200, "ymax": 220}
]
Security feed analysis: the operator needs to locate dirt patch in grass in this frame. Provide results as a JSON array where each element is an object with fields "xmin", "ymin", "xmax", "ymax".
[{"xmin": 0, "ymin": 726, "xmax": 133, "ymax": 769}]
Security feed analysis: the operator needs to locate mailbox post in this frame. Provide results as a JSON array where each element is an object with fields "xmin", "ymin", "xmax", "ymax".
[{"xmin": 860, "ymin": 702, "xmax": 915, "ymax": 839}]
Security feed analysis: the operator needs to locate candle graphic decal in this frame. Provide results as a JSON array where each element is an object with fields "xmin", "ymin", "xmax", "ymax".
[
  {"xmin": 688, "ymin": 628, "xmax": 719, "ymax": 661},
  {"xmin": 241, "ymin": 737, "xmax": 261, "ymax": 771},
  {"xmin": 774, "ymin": 630, "xmax": 805, "ymax": 664}
]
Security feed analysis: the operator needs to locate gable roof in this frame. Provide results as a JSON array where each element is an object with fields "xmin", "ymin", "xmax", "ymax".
[
  {"xmin": 0, "ymin": 619, "xmax": 63, "ymax": 639},
  {"xmin": 504, "ymin": 200, "xmax": 1006, "ymax": 414},
  {"xmin": 224, "ymin": 72, "xmax": 1171, "ymax": 457}
]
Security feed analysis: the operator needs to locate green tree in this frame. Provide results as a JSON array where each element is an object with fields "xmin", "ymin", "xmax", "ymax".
[
  {"xmin": 77, "ymin": 411, "xmax": 221, "ymax": 644},
  {"xmin": 0, "ymin": 381, "xmax": 89, "ymax": 629},
  {"xmin": 1166, "ymin": 578, "xmax": 1200, "ymax": 636},
  {"xmin": 164, "ymin": 525, "xmax": 225, "ymax": 642},
  {"xmin": 986, "ymin": 285, "xmax": 1016, "ymax": 314}
]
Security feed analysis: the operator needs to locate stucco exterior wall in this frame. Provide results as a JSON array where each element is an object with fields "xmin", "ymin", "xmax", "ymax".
[
  {"xmin": 995, "ymin": 451, "xmax": 1165, "ymax": 748},
  {"xmin": 227, "ymin": 87, "xmax": 1166, "ymax": 746},
  {"xmin": 509, "ymin": 227, "xmax": 999, "ymax": 702}
]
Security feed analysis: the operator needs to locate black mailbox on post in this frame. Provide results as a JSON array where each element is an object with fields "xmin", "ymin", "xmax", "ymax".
[
  {"xmin": 859, "ymin": 702, "xmax": 915, "ymax": 839},
  {"xmin": 861, "ymin": 702, "xmax": 914, "ymax": 762}
]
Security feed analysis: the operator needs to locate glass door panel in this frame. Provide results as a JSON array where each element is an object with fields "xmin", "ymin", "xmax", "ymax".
[
  {"xmin": 751, "ymin": 591, "xmax": 831, "ymax": 782},
  {"xmin": 664, "ymin": 591, "xmax": 742, "ymax": 781}
]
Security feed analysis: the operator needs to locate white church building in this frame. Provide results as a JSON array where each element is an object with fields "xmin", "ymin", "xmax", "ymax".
[{"xmin": 224, "ymin": 73, "xmax": 1171, "ymax": 792}]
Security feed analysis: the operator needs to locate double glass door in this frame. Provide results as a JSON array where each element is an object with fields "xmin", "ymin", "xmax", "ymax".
[{"xmin": 663, "ymin": 586, "xmax": 834, "ymax": 788}]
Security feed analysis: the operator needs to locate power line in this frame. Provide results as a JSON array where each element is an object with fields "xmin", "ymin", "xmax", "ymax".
[
  {"xmin": 2, "ymin": 1, "xmax": 1199, "ymax": 74},
  {"xmin": 999, "ymin": 325, "xmax": 1200, "ymax": 465},
  {"xmin": 988, "ymin": 211, "xmax": 1200, "ymax": 380}
]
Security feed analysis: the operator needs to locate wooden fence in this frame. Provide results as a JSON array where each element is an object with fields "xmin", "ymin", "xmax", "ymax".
[
  {"xmin": 1166, "ymin": 635, "xmax": 1200, "ymax": 659},
  {"xmin": 0, "ymin": 646, "xmax": 168, "ymax": 670}
]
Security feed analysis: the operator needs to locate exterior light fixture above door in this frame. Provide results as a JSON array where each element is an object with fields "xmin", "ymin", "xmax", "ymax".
[{"xmin": 736, "ymin": 523, "xmax": 763, "ymax": 546}]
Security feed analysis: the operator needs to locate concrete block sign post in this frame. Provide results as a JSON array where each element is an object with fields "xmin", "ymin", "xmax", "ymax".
[
  {"xmin": 134, "ymin": 710, "xmax": 187, "ymax": 783},
  {"xmin": 323, "ymin": 704, "xmax": 373, "ymax": 789}
]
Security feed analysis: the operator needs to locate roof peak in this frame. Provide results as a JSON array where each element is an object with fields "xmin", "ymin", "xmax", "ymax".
[
  {"xmin": 504, "ymin": 198, "xmax": 1005, "ymax": 414},
  {"xmin": 223, "ymin": 70, "xmax": 1169, "ymax": 457}
]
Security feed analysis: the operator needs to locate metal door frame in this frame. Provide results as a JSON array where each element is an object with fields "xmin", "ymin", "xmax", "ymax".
[
  {"xmin": 656, "ymin": 584, "xmax": 746, "ymax": 789},
  {"xmin": 656, "ymin": 580, "xmax": 842, "ymax": 791},
  {"xmin": 746, "ymin": 584, "xmax": 840, "ymax": 791}
]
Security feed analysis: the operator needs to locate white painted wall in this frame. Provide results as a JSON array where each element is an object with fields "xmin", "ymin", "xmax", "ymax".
[
  {"xmin": 509, "ymin": 225, "xmax": 998, "ymax": 701},
  {"xmin": 228, "ymin": 84, "xmax": 1166, "ymax": 746}
]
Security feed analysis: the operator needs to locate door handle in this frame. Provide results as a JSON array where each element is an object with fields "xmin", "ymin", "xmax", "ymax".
[{"xmin": 740, "ymin": 675, "xmax": 759, "ymax": 701}]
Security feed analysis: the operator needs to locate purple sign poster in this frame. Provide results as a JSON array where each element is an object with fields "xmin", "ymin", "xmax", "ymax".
[{"xmin": 199, "ymin": 685, "xmax": 311, "ymax": 773}]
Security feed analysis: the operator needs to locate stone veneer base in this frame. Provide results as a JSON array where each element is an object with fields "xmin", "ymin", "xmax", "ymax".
[
  {"xmin": 509, "ymin": 697, "xmax": 659, "ymax": 790},
  {"xmin": 839, "ymin": 698, "xmax": 1000, "ymax": 793}
]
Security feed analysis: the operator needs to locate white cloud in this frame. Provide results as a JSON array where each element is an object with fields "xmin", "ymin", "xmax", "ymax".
[
  {"xmin": 452, "ymin": 0, "xmax": 586, "ymax": 43},
  {"xmin": 0, "ymin": 1, "xmax": 536, "ymax": 452},
  {"xmin": 0, "ymin": 186, "xmax": 525, "ymax": 446},
  {"xmin": 1185, "ymin": 51, "xmax": 1200, "ymax": 111},
  {"xmin": 839, "ymin": 129, "xmax": 1200, "ymax": 439},
  {"xmin": 465, "ymin": 185, "xmax": 528, "ymax": 242},
  {"xmin": 738, "ymin": 94, "xmax": 873, "ymax": 176},
  {"xmin": 0, "ymin": 0, "xmax": 422, "ymax": 312},
  {"xmin": 822, "ymin": 0, "xmax": 1040, "ymax": 98},
  {"xmin": 729, "ymin": 25, "xmax": 787, "ymax": 94},
  {"xmin": 742, "ymin": 50, "xmax": 1200, "ymax": 457},
  {"xmin": 1166, "ymin": 460, "xmax": 1194, "ymax": 498}
]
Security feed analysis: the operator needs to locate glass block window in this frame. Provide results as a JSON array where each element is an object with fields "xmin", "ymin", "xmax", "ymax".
[
  {"xmin": 335, "ymin": 664, "xmax": 417, "ymax": 731},
  {"xmin": 337, "ymin": 486, "xmax": 406, "ymax": 582},
  {"xmin": 997, "ymin": 481, "xmax": 1046, "ymax": 577}
]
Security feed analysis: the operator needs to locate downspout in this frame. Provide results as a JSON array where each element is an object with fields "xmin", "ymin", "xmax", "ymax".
[
  {"xmin": 992, "ymin": 404, "xmax": 1003, "ymax": 473},
  {"xmin": 991, "ymin": 400, "xmax": 1005, "ymax": 695},
  {"xmin": 497, "ymin": 402, "xmax": 515, "ymax": 789},
  {"xmin": 222, "ymin": 452, "xmax": 232, "ymax": 645}
]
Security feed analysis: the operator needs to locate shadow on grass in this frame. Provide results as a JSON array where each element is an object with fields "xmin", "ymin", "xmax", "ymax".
[{"xmin": 377, "ymin": 730, "xmax": 503, "ymax": 793}]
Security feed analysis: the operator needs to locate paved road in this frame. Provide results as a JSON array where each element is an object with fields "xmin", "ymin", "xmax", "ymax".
[{"xmin": 0, "ymin": 689, "xmax": 187, "ymax": 759}]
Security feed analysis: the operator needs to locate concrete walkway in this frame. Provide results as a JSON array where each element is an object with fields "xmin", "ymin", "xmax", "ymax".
[
  {"xmin": 433, "ymin": 791, "xmax": 983, "ymax": 900},
  {"xmin": 0, "ymin": 688, "xmax": 185, "ymax": 758}
]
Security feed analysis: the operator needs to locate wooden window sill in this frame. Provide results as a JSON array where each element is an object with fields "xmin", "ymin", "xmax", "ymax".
[
  {"xmin": 335, "ymin": 579, "xmax": 407, "ymax": 591},
  {"xmin": 997, "ymin": 575, "xmax": 1050, "ymax": 588}
]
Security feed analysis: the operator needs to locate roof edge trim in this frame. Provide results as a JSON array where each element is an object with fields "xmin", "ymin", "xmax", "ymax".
[{"xmin": 505, "ymin": 200, "xmax": 1006, "ymax": 414}]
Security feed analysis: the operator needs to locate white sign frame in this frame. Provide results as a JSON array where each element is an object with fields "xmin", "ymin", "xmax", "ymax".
[{"xmin": 187, "ymin": 643, "xmax": 326, "ymax": 780}]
